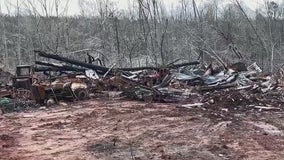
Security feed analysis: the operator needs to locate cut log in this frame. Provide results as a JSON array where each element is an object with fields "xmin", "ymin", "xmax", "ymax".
[{"xmin": 199, "ymin": 83, "xmax": 237, "ymax": 92}]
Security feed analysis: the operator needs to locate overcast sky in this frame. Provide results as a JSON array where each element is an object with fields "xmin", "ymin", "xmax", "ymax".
[{"xmin": 0, "ymin": 0, "xmax": 282, "ymax": 16}]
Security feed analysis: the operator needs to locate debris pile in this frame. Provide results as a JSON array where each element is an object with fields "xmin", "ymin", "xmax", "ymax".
[{"xmin": 1, "ymin": 50, "xmax": 284, "ymax": 113}]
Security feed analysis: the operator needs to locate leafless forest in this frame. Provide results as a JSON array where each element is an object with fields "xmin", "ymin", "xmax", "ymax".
[
  {"xmin": 0, "ymin": 0, "xmax": 283, "ymax": 72},
  {"xmin": 3, "ymin": 1, "xmax": 284, "ymax": 160}
]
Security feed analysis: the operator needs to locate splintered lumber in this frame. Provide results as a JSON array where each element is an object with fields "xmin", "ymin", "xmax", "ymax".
[
  {"xmin": 180, "ymin": 103, "xmax": 204, "ymax": 109},
  {"xmin": 253, "ymin": 105, "xmax": 281, "ymax": 111},
  {"xmin": 35, "ymin": 50, "xmax": 199, "ymax": 74},
  {"xmin": 199, "ymin": 83, "xmax": 237, "ymax": 92}
]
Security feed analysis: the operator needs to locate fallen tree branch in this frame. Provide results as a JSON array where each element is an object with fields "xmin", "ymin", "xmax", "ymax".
[
  {"xmin": 34, "ymin": 66, "xmax": 85, "ymax": 72},
  {"xmin": 35, "ymin": 50, "xmax": 110, "ymax": 75},
  {"xmin": 35, "ymin": 50, "xmax": 200, "ymax": 74},
  {"xmin": 35, "ymin": 61, "xmax": 85, "ymax": 72}
]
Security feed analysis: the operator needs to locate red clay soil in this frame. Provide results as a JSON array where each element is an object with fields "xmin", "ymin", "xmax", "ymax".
[{"xmin": 1, "ymin": 98, "xmax": 284, "ymax": 160}]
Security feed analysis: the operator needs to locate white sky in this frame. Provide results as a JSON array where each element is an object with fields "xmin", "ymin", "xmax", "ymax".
[{"xmin": 0, "ymin": 0, "xmax": 282, "ymax": 16}]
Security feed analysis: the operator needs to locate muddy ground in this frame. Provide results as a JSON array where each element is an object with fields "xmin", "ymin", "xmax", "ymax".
[{"xmin": 1, "ymin": 96, "xmax": 284, "ymax": 160}]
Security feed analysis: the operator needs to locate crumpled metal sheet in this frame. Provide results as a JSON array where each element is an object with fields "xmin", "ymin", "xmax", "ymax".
[{"xmin": 173, "ymin": 73, "xmax": 199, "ymax": 81}]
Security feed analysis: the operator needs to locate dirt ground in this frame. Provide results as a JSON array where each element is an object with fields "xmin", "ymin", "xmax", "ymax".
[{"xmin": 1, "ymin": 96, "xmax": 284, "ymax": 160}]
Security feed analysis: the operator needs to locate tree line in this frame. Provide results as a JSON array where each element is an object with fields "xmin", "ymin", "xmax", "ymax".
[{"xmin": 0, "ymin": 0, "xmax": 283, "ymax": 73}]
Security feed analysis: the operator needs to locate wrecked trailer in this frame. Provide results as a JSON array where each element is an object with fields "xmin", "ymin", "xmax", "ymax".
[{"xmin": 10, "ymin": 65, "xmax": 90, "ymax": 105}]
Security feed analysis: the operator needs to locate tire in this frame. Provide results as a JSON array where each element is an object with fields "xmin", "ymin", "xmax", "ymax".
[{"xmin": 74, "ymin": 88, "xmax": 89, "ymax": 100}]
